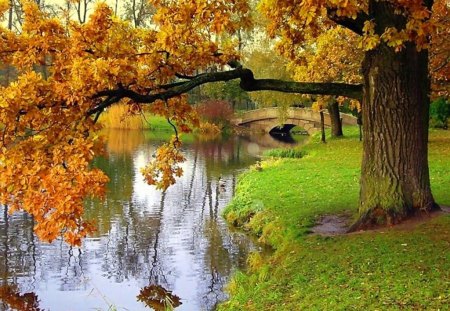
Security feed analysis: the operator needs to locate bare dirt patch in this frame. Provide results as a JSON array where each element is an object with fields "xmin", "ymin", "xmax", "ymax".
[
  {"xmin": 311, "ymin": 213, "xmax": 352, "ymax": 236},
  {"xmin": 311, "ymin": 205, "xmax": 450, "ymax": 236}
]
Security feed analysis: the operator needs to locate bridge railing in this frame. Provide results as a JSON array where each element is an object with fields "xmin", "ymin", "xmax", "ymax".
[{"xmin": 232, "ymin": 107, "xmax": 357, "ymax": 126}]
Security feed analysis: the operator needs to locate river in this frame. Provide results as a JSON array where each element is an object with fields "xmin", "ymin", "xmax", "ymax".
[{"xmin": 0, "ymin": 129, "xmax": 304, "ymax": 311}]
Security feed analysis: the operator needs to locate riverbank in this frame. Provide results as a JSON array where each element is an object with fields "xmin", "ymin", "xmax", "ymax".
[{"xmin": 220, "ymin": 127, "xmax": 450, "ymax": 310}]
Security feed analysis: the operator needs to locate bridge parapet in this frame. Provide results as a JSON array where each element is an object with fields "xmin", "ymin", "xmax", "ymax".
[{"xmin": 231, "ymin": 107, "xmax": 357, "ymax": 134}]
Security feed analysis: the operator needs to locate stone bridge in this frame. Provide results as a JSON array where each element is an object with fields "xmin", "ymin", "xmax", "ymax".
[{"xmin": 232, "ymin": 107, "xmax": 357, "ymax": 134}]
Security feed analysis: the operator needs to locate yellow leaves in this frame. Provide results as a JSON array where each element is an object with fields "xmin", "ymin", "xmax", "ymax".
[
  {"xmin": 0, "ymin": 67, "xmax": 108, "ymax": 246},
  {"xmin": 141, "ymin": 136, "xmax": 186, "ymax": 190},
  {"xmin": 359, "ymin": 21, "xmax": 381, "ymax": 51},
  {"xmin": 0, "ymin": 0, "xmax": 8, "ymax": 16},
  {"xmin": 362, "ymin": 20, "xmax": 375, "ymax": 34},
  {"xmin": 292, "ymin": 26, "xmax": 362, "ymax": 85},
  {"xmin": 360, "ymin": 34, "xmax": 381, "ymax": 51},
  {"xmin": 302, "ymin": 6, "xmax": 318, "ymax": 25},
  {"xmin": 0, "ymin": 0, "xmax": 442, "ymax": 250},
  {"xmin": 381, "ymin": 27, "xmax": 409, "ymax": 51}
]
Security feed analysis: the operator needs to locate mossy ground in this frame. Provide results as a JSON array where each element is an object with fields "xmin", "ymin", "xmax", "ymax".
[{"xmin": 220, "ymin": 127, "xmax": 450, "ymax": 310}]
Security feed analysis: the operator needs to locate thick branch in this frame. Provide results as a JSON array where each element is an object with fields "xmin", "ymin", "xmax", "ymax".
[
  {"xmin": 239, "ymin": 76, "xmax": 363, "ymax": 99},
  {"xmin": 327, "ymin": 9, "xmax": 370, "ymax": 35},
  {"xmin": 88, "ymin": 68, "xmax": 363, "ymax": 116}
]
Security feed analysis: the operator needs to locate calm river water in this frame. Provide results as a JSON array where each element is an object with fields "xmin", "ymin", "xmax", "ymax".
[{"xmin": 0, "ymin": 130, "xmax": 303, "ymax": 311}]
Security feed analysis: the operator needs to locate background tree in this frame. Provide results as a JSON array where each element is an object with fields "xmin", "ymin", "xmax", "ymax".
[
  {"xmin": 430, "ymin": 0, "xmax": 450, "ymax": 98},
  {"xmin": 122, "ymin": 0, "xmax": 155, "ymax": 28},
  {"xmin": 196, "ymin": 80, "xmax": 253, "ymax": 111},
  {"xmin": 291, "ymin": 27, "xmax": 363, "ymax": 137}
]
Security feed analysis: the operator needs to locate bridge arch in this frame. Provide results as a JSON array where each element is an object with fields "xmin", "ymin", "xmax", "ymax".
[{"xmin": 231, "ymin": 107, "xmax": 357, "ymax": 134}]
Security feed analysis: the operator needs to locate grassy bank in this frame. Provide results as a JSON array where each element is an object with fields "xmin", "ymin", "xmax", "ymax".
[{"xmin": 220, "ymin": 127, "xmax": 450, "ymax": 310}]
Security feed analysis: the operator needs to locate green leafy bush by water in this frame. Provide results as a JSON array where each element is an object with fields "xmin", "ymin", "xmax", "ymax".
[{"xmin": 263, "ymin": 148, "xmax": 305, "ymax": 158}]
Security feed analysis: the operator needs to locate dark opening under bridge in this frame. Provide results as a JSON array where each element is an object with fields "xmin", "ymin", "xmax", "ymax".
[{"xmin": 232, "ymin": 107, "xmax": 358, "ymax": 134}]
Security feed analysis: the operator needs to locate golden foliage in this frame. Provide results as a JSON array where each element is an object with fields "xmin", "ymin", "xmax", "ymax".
[
  {"xmin": 259, "ymin": 0, "xmax": 440, "ymax": 55},
  {"xmin": 197, "ymin": 121, "xmax": 221, "ymax": 135},
  {"xmin": 0, "ymin": 0, "xmax": 246, "ymax": 244},
  {"xmin": 141, "ymin": 136, "xmax": 185, "ymax": 190},
  {"xmin": 0, "ymin": 0, "xmax": 447, "ymax": 246}
]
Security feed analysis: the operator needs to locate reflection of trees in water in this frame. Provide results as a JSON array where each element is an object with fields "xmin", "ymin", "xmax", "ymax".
[
  {"xmin": 0, "ymin": 132, "xmax": 266, "ymax": 310},
  {"xmin": 87, "ymin": 135, "xmax": 141, "ymax": 235},
  {"xmin": 104, "ymin": 129, "xmax": 145, "ymax": 154},
  {"xmin": 99, "ymin": 193, "xmax": 171, "ymax": 288},
  {"xmin": 146, "ymin": 192, "xmax": 168, "ymax": 287},
  {"xmin": 0, "ymin": 284, "xmax": 43, "ymax": 311},
  {"xmin": 0, "ymin": 206, "xmax": 37, "ymax": 288},
  {"xmin": 193, "ymin": 136, "xmax": 256, "ymax": 179},
  {"xmin": 0, "ymin": 207, "xmax": 44, "ymax": 310},
  {"xmin": 99, "ymin": 134, "xmax": 260, "ymax": 309},
  {"xmin": 187, "ymin": 140, "xmax": 259, "ymax": 309},
  {"xmin": 137, "ymin": 284, "xmax": 182, "ymax": 311}
]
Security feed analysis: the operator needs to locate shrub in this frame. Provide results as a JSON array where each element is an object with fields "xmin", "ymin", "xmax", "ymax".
[
  {"xmin": 195, "ymin": 100, "xmax": 234, "ymax": 128},
  {"xmin": 430, "ymin": 98, "xmax": 450, "ymax": 129}
]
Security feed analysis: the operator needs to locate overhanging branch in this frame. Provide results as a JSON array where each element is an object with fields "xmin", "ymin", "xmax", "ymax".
[
  {"xmin": 327, "ymin": 9, "xmax": 370, "ymax": 35},
  {"xmin": 88, "ymin": 67, "xmax": 363, "ymax": 116}
]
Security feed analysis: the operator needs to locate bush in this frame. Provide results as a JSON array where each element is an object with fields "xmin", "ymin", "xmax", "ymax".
[
  {"xmin": 195, "ymin": 100, "xmax": 234, "ymax": 128},
  {"xmin": 430, "ymin": 98, "xmax": 450, "ymax": 129}
]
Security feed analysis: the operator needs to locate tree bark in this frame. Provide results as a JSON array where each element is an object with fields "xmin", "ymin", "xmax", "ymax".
[
  {"xmin": 320, "ymin": 110, "xmax": 326, "ymax": 143},
  {"xmin": 353, "ymin": 1, "xmax": 439, "ymax": 229},
  {"xmin": 327, "ymin": 101, "xmax": 343, "ymax": 137},
  {"xmin": 90, "ymin": 4, "xmax": 439, "ymax": 230},
  {"xmin": 89, "ymin": 68, "xmax": 362, "ymax": 115}
]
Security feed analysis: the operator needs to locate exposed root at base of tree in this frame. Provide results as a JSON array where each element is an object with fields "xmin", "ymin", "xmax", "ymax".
[
  {"xmin": 311, "ymin": 204, "xmax": 449, "ymax": 237},
  {"xmin": 347, "ymin": 203, "xmax": 444, "ymax": 233}
]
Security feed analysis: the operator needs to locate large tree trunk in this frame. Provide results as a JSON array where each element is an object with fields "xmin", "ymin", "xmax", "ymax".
[
  {"xmin": 327, "ymin": 101, "xmax": 343, "ymax": 137},
  {"xmin": 354, "ymin": 2, "xmax": 439, "ymax": 229}
]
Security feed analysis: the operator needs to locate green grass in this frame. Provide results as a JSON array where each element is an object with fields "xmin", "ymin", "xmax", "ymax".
[
  {"xmin": 263, "ymin": 148, "xmax": 306, "ymax": 159},
  {"xmin": 98, "ymin": 104, "xmax": 176, "ymax": 131},
  {"xmin": 220, "ymin": 126, "xmax": 450, "ymax": 310},
  {"xmin": 141, "ymin": 115, "xmax": 177, "ymax": 131}
]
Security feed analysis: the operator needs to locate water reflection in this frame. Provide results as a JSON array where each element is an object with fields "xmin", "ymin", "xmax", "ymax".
[
  {"xmin": 1, "ymin": 131, "xmax": 302, "ymax": 311},
  {"xmin": 138, "ymin": 285, "xmax": 182, "ymax": 310},
  {"xmin": 0, "ymin": 284, "xmax": 42, "ymax": 311}
]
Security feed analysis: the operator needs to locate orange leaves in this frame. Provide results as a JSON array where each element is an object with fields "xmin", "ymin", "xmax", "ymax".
[
  {"xmin": 0, "ymin": 123, "xmax": 109, "ymax": 245},
  {"xmin": 0, "ymin": 284, "xmax": 41, "ymax": 311},
  {"xmin": 260, "ymin": 0, "xmax": 443, "ymax": 55},
  {"xmin": 150, "ymin": 0, "xmax": 249, "ymax": 71},
  {"xmin": 141, "ymin": 136, "xmax": 185, "ymax": 190},
  {"xmin": 2, "ymin": 0, "xmax": 225, "ymax": 249},
  {"xmin": 0, "ymin": 0, "xmax": 252, "ymax": 246},
  {"xmin": 360, "ymin": 20, "xmax": 381, "ymax": 51},
  {"xmin": 430, "ymin": 0, "xmax": 450, "ymax": 98}
]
